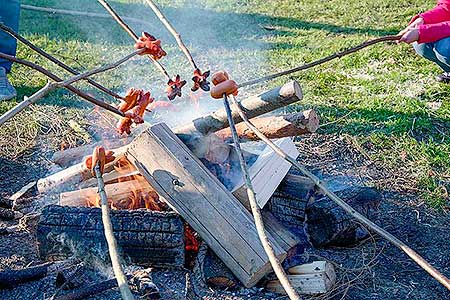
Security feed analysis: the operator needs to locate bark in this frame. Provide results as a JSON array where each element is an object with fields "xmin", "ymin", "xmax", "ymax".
[{"xmin": 216, "ymin": 110, "xmax": 319, "ymax": 142}]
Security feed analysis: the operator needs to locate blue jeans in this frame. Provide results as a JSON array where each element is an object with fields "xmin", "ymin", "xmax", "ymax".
[
  {"xmin": 413, "ymin": 37, "xmax": 450, "ymax": 72},
  {"xmin": 0, "ymin": 0, "xmax": 20, "ymax": 73}
]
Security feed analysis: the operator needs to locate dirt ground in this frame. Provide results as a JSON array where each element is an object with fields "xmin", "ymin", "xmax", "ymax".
[{"xmin": 0, "ymin": 133, "xmax": 449, "ymax": 300}]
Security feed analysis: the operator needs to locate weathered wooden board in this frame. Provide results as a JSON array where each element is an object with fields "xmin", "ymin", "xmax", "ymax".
[
  {"xmin": 267, "ymin": 261, "xmax": 336, "ymax": 295},
  {"xmin": 125, "ymin": 123, "xmax": 287, "ymax": 288},
  {"xmin": 232, "ymin": 138, "xmax": 300, "ymax": 209}
]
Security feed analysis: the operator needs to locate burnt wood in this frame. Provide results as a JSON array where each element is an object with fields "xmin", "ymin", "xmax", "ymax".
[
  {"xmin": 37, "ymin": 205, "xmax": 185, "ymax": 267},
  {"xmin": 305, "ymin": 187, "xmax": 382, "ymax": 248},
  {"xmin": 0, "ymin": 262, "xmax": 52, "ymax": 289}
]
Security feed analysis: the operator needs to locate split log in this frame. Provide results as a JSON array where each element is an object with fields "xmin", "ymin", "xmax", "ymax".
[
  {"xmin": 305, "ymin": 187, "xmax": 382, "ymax": 248},
  {"xmin": 266, "ymin": 261, "xmax": 336, "ymax": 295},
  {"xmin": 37, "ymin": 147, "xmax": 127, "ymax": 194},
  {"xmin": 125, "ymin": 123, "xmax": 288, "ymax": 287},
  {"xmin": 267, "ymin": 173, "xmax": 317, "ymax": 228},
  {"xmin": 37, "ymin": 205, "xmax": 185, "ymax": 267},
  {"xmin": 0, "ymin": 262, "xmax": 53, "ymax": 289},
  {"xmin": 59, "ymin": 178, "xmax": 152, "ymax": 207},
  {"xmin": 174, "ymin": 81, "xmax": 303, "ymax": 138},
  {"xmin": 79, "ymin": 169, "xmax": 140, "ymax": 189},
  {"xmin": 232, "ymin": 138, "xmax": 300, "ymax": 209},
  {"xmin": 52, "ymin": 138, "xmax": 132, "ymax": 168},
  {"xmin": 216, "ymin": 110, "xmax": 319, "ymax": 142},
  {"xmin": 193, "ymin": 243, "xmax": 239, "ymax": 290}
]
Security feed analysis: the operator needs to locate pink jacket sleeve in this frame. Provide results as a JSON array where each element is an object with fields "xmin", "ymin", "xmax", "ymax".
[
  {"xmin": 417, "ymin": 4, "xmax": 450, "ymax": 24},
  {"xmin": 418, "ymin": 22, "xmax": 450, "ymax": 43}
]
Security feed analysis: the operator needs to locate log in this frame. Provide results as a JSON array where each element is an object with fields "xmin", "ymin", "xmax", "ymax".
[
  {"xmin": 37, "ymin": 205, "xmax": 185, "ymax": 267},
  {"xmin": 193, "ymin": 243, "xmax": 239, "ymax": 290},
  {"xmin": 0, "ymin": 262, "xmax": 53, "ymax": 289},
  {"xmin": 305, "ymin": 187, "xmax": 382, "ymax": 248},
  {"xmin": 232, "ymin": 138, "xmax": 300, "ymax": 209},
  {"xmin": 216, "ymin": 110, "xmax": 319, "ymax": 142},
  {"xmin": 267, "ymin": 173, "xmax": 317, "ymax": 228},
  {"xmin": 79, "ymin": 169, "xmax": 140, "ymax": 189},
  {"xmin": 266, "ymin": 261, "xmax": 336, "ymax": 295},
  {"xmin": 0, "ymin": 207, "xmax": 22, "ymax": 220},
  {"xmin": 174, "ymin": 81, "xmax": 303, "ymax": 138},
  {"xmin": 125, "ymin": 123, "xmax": 287, "ymax": 287},
  {"xmin": 37, "ymin": 146, "xmax": 127, "ymax": 194},
  {"xmin": 0, "ymin": 197, "xmax": 13, "ymax": 209},
  {"xmin": 52, "ymin": 138, "xmax": 132, "ymax": 168},
  {"xmin": 59, "ymin": 178, "xmax": 152, "ymax": 207},
  {"xmin": 55, "ymin": 264, "xmax": 95, "ymax": 290}
]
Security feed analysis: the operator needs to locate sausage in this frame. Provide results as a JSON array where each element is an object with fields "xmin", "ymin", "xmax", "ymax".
[
  {"xmin": 210, "ymin": 80, "xmax": 239, "ymax": 99},
  {"xmin": 211, "ymin": 70, "xmax": 229, "ymax": 86}
]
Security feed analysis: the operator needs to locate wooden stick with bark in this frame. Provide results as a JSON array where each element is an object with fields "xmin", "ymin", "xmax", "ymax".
[
  {"xmin": 238, "ymin": 35, "xmax": 401, "ymax": 88},
  {"xmin": 0, "ymin": 49, "xmax": 143, "ymax": 126},
  {"xmin": 0, "ymin": 22, "xmax": 124, "ymax": 100},
  {"xmin": 222, "ymin": 93, "xmax": 300, "ymax": 300},
  {"xmin": 228, "ymin": 94, "xmax": 450, "ymax": 291},
  {"xmin": 97, "ymin": 0, "xmax": 171, "ymax": 81},
  {"xmin": 92, "ymin": 146, "xmax": 134, "ymax": 300}
]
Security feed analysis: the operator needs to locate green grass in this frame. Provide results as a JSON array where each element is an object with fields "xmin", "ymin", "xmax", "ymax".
[{"xmin": 2, "ymin": 0, "xmax": 449, "ymax": 208}]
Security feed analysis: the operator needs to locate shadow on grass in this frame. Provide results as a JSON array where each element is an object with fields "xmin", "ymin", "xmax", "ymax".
[{"xmin": 19, "ymin": 1, "xmax": 398, "ymax": 51}]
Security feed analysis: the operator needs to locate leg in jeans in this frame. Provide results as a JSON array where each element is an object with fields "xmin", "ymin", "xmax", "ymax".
[
  {"xmin": 0, "ymin": 0, "xmax": 20, "ymax": 73},
  {"xmin": 413, "ymin": 41, "xmax": 450, "ymax": 72},
  {"xmin": 433, "ymin": 36, "xmax": 450, "ymax": 72}
]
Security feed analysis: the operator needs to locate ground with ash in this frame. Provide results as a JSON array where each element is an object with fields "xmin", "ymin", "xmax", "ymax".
[{"xmin": 0, "ymin": 133, "xmax": 449, "ymax": 300}]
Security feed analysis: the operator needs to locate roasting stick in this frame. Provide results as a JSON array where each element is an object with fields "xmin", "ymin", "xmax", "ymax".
[
  {"xmin": 0, "ymin": 49, "xmax": 143, "ymax": 126},
  {"xmin": 0, "ymin": 23, "xmax": 124, "ymax": 100},
  {"xmin": 92, "ymin": 146, "xmax": 135, "ymax": 300},
  {"xmin": 97, "ymin": 0, "xmax": 171, "ymax": 81},
  {"xmin": 238, "ymin": 35, "xmax": 401, "ymax": 88},
  {"xmin": 222, "ymin": 94, "xmax": 300, "ymax": 300},
  {"xmin": 227, "ymin": 94, "xmax": 450, "ymax": 291}
]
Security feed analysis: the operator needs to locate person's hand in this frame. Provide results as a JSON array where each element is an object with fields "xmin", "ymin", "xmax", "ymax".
[
  {"xmin": 399, "ymin": 17, "xmax": 424, "ymax": 35},
  {"xmin": 399, "ymin": 28, "xmax": 419, "ymax": 44}
]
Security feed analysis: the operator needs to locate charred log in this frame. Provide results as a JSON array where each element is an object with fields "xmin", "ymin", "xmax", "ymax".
[
  {"xmin": 193, "ymin": 244, "xmax": 239, "ymax": 290},
  {"xmin": 130, "ymin": 268, "xmax": 161, "ymax": 299},
  {"xmin": 0, "ymin": 262, "xmax": 52, "ymax": 289},
  {"xmin": 0, "ymin": 197, "xmax": 13, "ymax": 209},
  {"xmin": 305, "ymin": 187, "xmax": 382, "ymax": 248},
  {"xmin": 37, "ymin": 205, "xmax": 185, "ymax": 267}
]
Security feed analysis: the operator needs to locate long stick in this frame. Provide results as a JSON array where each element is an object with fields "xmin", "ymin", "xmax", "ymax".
[
  {"xmin": 0, "ymin": 22, "xmax": 124, "ymax": 100},
  {"xmin": 20, "ymin": 4, "xmax": 153, "ymax": 28},
  {"xmin": 222, "ymin": 94, "xmax": 300, "ymax": 300},
  {"xmin": 0, "ymin": 50, "xmax": 142, "ymax": 126},
  {"xmin": 143, "ymin": 0, "xmax": 197, "ymax": 70},
  {"xmin": 238, "ymin": 35, "xmax": 401, "ymax": 88},
  {"xmin": 94, "ymin": 163, "xmax": 134, "ymax": 300},
  {"xmin": 228, "ymin": 94, "xmax": 450, "ymax": 291},
  {"xmin": 97, "ymin": 0, "xmax": 171, "ymax": 81}
]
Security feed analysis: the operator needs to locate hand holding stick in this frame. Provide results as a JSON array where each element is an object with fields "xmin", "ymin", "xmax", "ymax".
[{"xmin": 91, "ymin": 146, "xmax": 134, "ymax": 300}]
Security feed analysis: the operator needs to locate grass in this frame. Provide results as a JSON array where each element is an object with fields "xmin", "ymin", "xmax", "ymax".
[{"xmin": 1, "ymin": 0, "xmax": 449, "ymax": 208}]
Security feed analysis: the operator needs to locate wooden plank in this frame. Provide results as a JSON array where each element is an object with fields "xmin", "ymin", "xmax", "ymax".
[
  {"xmin": 232, "ymin": 138, "xmax": 300, "ymax": 209},
  {"xmin": 266, "ymin": 261, "xmax": 336, "ymax": 295},
  {"xmin": 126, "ymin": 123, "xmax": 287, "ymax": 288}
]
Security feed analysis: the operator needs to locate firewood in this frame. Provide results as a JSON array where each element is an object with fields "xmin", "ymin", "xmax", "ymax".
[
  {"xmin": 79, "ymin": 169, "xmax": 140, "ymax": 189},
  {"xmin": 216, "ymin": 110, "xmax": 319, "ymax": 142},
  {"xmin": 0, "ymin": 262, "xmax": 53, "ymax": 289},
  {"xmin": 306, "ymin": 187, "xmax": 382, "ymax": 248},
  {"xmin": 37, "ymin": 146, "xmax": 127, "ymax": 194},
  {"xmin": 193, "ymin": 243, "xmax": 238, "ymax": 290},
  {"xmin": 267, "ymin": 173, "xmax": 317, "ymax": 228},
  {"xmin": 55, "ymin": 264, "xmax": 94, "ymax": 291},
  {"xmin": 9, "ymin": 181, "xmax": 37, "ymax": 202},
  {"xmin": 174, "ymin": 80, "xmax": 303, "ymax": 137},
  {"xmin": 125, "ymin": 123, "xmax": 288, "ymax": 288},
  {"xmin": 0, "ymin": 207, "xmax": 22, "ymax": 220},
  {"xmin": 232, "ymin": 138, "xmax": 300, "ymax": 209},
  {"xmin": 59, "ymin": 178, "xmax": 153, "ymax": 207},
  {"xmin": 37, "ymin": 205, "xmax": 185, "ymax": 267},
  {"xmin": 52, "ymin": 138, "xmax": 132, "ymax": 168},
  {"xmin": 266, "ymin": 261, "xmax": 336, "ymax": 295}
]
